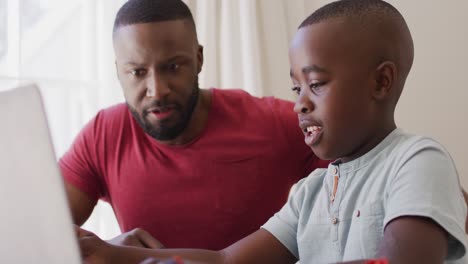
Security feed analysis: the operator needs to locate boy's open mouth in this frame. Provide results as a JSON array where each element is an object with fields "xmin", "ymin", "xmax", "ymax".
[{"xmin": 304, "ymin": 125, "xmax": 322, "ymax": 146}]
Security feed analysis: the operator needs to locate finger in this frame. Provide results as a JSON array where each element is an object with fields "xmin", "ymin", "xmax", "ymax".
[
  {"xmin": 128, "ymin": 238, "xmax": 146, "ymax": 248},
  {"xmin": 139, "ymin": 257, "xmax": 162, "ymax": 264},
  {"xmin": 74, "ymin": 225, "xmax": 95, "ymax": 238},
  {"xmin": 78, "ymin": 236, "xmax": 98, "ymax": 258},
  {"xmin": 139, "ymin": 256, "xmax": 184, "ymax": 264},
  {"xmin": 134, "ymin": 229, "xmax": 165, "ymax": 249}
]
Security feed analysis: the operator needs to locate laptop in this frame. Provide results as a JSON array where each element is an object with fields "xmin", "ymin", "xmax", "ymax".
[{"xmin": 0, "ymin": 84, "xmax": 81, "ymax": 263}]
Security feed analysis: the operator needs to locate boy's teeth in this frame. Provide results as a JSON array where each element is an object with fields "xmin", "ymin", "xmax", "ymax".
[{"xmin": 306, "ymin": 126, "xmax": 320, "ymax": 133}]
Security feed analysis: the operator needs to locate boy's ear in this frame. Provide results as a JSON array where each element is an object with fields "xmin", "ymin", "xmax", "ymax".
[
  {"xmin": 373, "ymin": 61, "xmax": 397, "ymax": 101},
  {"xmin": 115, "ymin": 61, "xmax": 121, "ymax": 81}
]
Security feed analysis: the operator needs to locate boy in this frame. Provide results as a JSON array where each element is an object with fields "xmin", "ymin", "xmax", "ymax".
[{"xmin": 78, "ymin": 0, "xmax": 467, "ymax": 263}]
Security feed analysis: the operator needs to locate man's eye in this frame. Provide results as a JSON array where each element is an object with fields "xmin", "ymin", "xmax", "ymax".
[
  {"xmin": 167, "ymin": 63, "xmax": 180, "ymax": 72},
  {"xmin": 291, "ymin": 86, "xmax": 301, "ymax": 95},
  {"xmin": 131, "ymin": 69, "xmax": 147, "ymax": 77}
]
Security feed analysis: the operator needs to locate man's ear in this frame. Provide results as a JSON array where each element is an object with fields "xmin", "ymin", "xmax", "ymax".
[
  {"xmin": 373, "ymin": 61, "xmax": 397, "ymax": 101},
  {"xmin": 197, "ymin": 45, "xmax": 204, "ymax": 74}
]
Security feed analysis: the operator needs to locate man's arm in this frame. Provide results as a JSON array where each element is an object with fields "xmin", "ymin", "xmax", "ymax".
[
  {"xmin": 78, "ymin": 228, "xmax": 297, "ymax": 264},
  {"xmin": 67, "ymin": 182, "xmax": 165, "ymax": 249},
  {"xmin": 65, "ymin": 182, "xmax": 97, "ymax": 225},
  {"xmin": 377, "ymin": 216, "xmax": 448, "ymax": 264}
]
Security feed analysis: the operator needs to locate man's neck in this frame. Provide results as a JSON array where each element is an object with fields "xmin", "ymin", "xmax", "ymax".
[{"xmin": 158, "ymin": 88, "xmax": 212, "ymax": 146}]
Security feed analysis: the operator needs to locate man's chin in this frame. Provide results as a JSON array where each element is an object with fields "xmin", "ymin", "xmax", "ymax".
[
  {"xmin": 146, "ymin": 129, "xmax": 182, "ymax": 141},
  {"xmin": 145, "ymin": 116, "xmax": 176, "ymax": 132},
  {"xmin": 144, "ymin": 121, "xmax": 185, "ymax": 141}
]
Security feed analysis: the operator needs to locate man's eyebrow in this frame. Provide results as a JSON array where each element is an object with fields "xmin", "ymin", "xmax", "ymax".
[
  {"xmin": 122, "ymin": 54, "xmax": 192, "ymax": 67},
  {"xmin": 290, "ymin": 64, "xmax": 328, "ymax": 77},
  {"xmin": 123, "ymin": 62, "xmax": 144, "ymax": 67}
]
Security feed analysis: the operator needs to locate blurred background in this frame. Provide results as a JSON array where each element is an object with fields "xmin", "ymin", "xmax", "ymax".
[{"xmin": 0, "ymin": 0, "xmax": 467, "ymax": 239}]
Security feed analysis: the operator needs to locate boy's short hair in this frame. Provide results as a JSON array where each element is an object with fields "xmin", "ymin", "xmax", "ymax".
[
  {"xmin": 299, "ymin": 0, "xmax": 404, "ymax": 29},
  {"xmin": 298, "ymin": 0, "xmax": 414, "ymax": 104}
]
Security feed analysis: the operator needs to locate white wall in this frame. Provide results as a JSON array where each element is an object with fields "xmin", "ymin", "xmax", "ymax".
[{"xmin": 305, "ymin": 0, "xmax": 468, "ymax": 189}]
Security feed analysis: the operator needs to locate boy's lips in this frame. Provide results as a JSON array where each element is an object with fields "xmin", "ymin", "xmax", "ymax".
[
  {"xmin": 304, "ymin": 125, "xmax": 323, "ymax": 146},
  {"xmin": 299, "ymin": 118, "xmax": 323, "ymax": 146}
]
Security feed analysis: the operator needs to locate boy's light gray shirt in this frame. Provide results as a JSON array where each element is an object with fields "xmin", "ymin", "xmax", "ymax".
[{"xmin": 262, "ymin": 128, "xmax": 467, "ymax": 263}]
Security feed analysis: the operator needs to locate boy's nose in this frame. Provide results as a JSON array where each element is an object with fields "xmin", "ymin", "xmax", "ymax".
[{"xmin": 293, "ymin": 90, "xmax": 314, "ymax": 114}]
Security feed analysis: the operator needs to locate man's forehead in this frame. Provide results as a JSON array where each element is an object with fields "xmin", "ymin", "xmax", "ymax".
[{"xmin": 117, "ymin": 20, "xmax": 180, "ymax": 33}]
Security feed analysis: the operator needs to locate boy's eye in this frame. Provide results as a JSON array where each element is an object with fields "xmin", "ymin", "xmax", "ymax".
[
  {"xmin": 309, "ymin": 81, "xmax": 326, "ymax": 92},
  {"xmin": 291, "ymin": 86, "xmax": 301, "ymax": 95},
  {"xmin": 131, "ymin": 69, "xmax": 147, "ymax": 77}
]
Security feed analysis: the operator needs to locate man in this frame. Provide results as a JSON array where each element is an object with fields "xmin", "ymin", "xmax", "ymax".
[
  {"xmin": 60, "ymin": 0, "xmax": 327, "ymax": 250},
  {"xmin": 75, "ymin": 0, "xmax": 467, "ymax": 263}
]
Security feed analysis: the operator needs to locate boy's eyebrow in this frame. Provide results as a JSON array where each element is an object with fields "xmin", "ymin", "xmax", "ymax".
[
  {"xmin": 302, "ymin": 65, "xmax": 328, "ymax": 74},
  {"xmin": 289, "ymin": 64, "xmax": 329, "ymax": 77}
]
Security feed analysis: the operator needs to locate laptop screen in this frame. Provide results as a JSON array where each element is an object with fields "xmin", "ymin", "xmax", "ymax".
[{"xmin": 0, "ymin": 84, "xmax": 81, "ymax": 263}]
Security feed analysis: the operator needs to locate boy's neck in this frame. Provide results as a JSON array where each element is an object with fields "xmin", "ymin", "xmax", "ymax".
[{"xmin": 339, "ymin": 121, "xmax": 397, "ymax": 163}]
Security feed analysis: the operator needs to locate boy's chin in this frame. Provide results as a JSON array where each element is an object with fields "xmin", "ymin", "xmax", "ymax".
[{"xmin": 310, "ymin": 147, "xmax": 335, "ymax": 161}]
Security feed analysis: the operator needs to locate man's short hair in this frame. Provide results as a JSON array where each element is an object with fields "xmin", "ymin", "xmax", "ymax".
[{"xmin": 113, "ymin": 0, "xmax": 195, "ymax": 34}]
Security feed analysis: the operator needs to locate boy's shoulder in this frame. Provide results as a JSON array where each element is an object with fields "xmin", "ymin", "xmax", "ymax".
[
  {"xmin": 288, "ymin": 168, "xmax": 328, "ymax": 202},
  {"xmin": 382, "ymin": 129, "xmax": 449, "ymax": 165}
]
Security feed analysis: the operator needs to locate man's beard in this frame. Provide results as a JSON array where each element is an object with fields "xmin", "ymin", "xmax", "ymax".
[{"xmin": 128, "ymin": 83, "xmax": 200, "ymax": 141}]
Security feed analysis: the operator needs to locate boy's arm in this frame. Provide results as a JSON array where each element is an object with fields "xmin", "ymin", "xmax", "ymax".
[
  {"xmin": 334, "ymin": 216, "xmax": 448, "ymax": 264},
  {"xmin": 218, "ymin": 229, "xmax": 297, "ymax": 264},
  {"xmin": 370, "ymin": 139, "xmax": 466, "ymax": 263},
  {"xmin": 462, "ymin": 188, "xmax": 468, "ymax": 232},
  {"xmin": 376, "ymin": 216, "xmax": 448, "ymax": 264},
  {"xmin": 78, "ymin": 227, "xmax": 297, "ymax": 264}
]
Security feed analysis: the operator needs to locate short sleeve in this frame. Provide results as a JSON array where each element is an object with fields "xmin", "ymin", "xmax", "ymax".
[
  {"xmin": 261, "ymin": 171, "xmax": 324, "ymax": 259},
  {"xmin": 262, "ymin": 179, "xmax": 306, "ymax": 258},
  {"xmin": 58, "ymin": 114, "xmax": 105, "ymax": 201},
  {"xmin": 384, "ymin": 138, "xmax": 467, "ymax": 260}
]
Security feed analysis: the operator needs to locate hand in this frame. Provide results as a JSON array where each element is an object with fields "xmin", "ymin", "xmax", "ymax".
[
  {"xmin": 75, "ymin": 225, "xmax": 115, "ymax": 264},
  {"xmin": 107, "ymin": 228, "xmax": 165, "ymax": 249}
]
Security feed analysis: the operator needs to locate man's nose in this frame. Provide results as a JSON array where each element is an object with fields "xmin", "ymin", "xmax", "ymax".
[{"xmin": 146, "ymin": 73, "xmax": 170, "ymax": 99}]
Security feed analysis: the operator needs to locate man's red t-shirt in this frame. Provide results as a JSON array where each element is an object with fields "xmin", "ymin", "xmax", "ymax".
[{"xmin": 59, "ymin": 88, "xmax": 328, "ymax": 250}]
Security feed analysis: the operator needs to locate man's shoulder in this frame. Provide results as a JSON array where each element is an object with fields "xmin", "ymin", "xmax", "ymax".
[
  {"xmin": 98, "ymin": 103, "xmax": 128, "ymax": 117},
  {"xmin": 81, "ymin": 103, "xmax": 130, "ymax": 138},
  {"xmin": 210, "ymin": 89, "xmax": 298, "ymax": 132},
  {"xmin": 92, "ymin": 103, "xmax": 129, "ymax": 125},
  {"xmin": 212, "ymin": 88, "xmax": 293, "ymax": 109}
]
